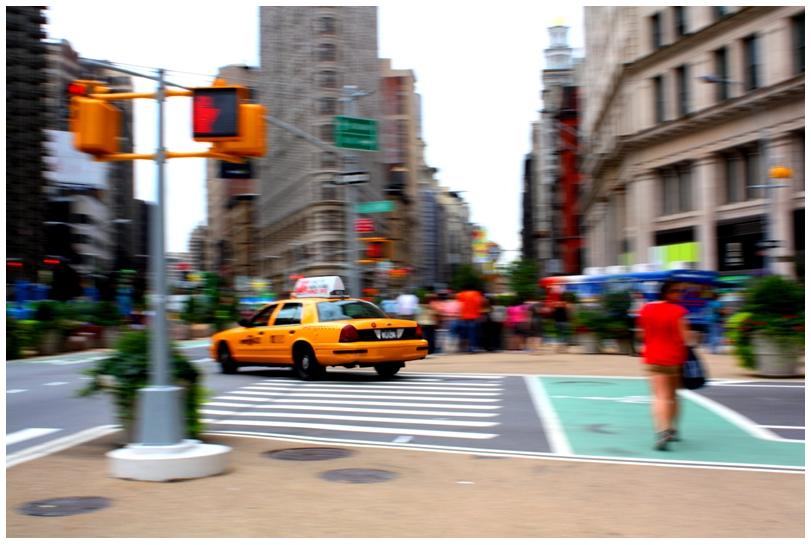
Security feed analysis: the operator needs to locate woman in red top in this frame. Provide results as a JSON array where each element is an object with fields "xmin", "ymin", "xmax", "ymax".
[{"xmin": 637, "ymin": 281, "xmax": 694, "ymax": 450}]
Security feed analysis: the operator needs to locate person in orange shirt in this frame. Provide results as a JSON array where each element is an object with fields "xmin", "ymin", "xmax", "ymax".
[{"xmin": 456, "ymin": 286, "xmax": 485, "ymax": 353}]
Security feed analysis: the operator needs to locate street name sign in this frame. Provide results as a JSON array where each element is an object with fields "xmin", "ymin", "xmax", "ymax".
[
  {"xmin": 355, "ymin": 200, "xmax": 395, "ymax": 214},
  {"xmin": 334, "ymin": 115, "xmax": 378, "ymax": 151}
]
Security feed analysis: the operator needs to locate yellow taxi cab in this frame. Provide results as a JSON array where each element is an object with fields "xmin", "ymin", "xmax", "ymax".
[{"xmin": 210, "ymin": 276, "xmax": 429, "ymax": 380}]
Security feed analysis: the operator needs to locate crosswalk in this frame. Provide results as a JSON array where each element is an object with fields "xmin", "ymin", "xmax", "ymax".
[{"xmin": 201, "ymin": 374, "xmax": 506, "ymax": 445}]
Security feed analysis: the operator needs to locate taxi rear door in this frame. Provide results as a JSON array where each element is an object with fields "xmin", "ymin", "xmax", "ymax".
[{"xmin": 265, "ymin": 302, "xmax": 304, "ymax": 364}]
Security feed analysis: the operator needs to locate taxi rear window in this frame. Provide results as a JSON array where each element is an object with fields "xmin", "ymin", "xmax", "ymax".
[{"xmin": 317, "ymin": 300, "xmax": 386, "ymax": 321}]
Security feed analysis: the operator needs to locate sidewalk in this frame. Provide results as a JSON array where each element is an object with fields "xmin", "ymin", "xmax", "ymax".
[{"xmin": 6, "ymin": 348, "xmax": 805, "ymax": 538}]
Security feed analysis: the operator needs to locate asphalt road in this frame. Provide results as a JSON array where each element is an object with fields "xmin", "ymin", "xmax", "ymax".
[{"xmin": 6, "ymin": 342, "xmax": 805, "ymax": 473}]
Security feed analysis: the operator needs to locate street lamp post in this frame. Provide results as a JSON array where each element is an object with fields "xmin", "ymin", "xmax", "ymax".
[{"xmin": 698, "ymin": 75, "xmax": 792, "ymax": 276}]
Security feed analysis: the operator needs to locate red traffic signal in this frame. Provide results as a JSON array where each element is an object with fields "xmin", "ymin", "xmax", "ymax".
[
  {"xmin": 7, "ymin": 259, "xmax": 23, "ymax": 268},
  {"xmin": 354, "ymin": 218, "xmax": 374, "ymax": 233},
  {"xmin": 67, "ymin": 82, "xmax": 89, "ymax": 96},
  {"xmin": 192, "ymin": 87, "xmax": 240, "ymax": 141},
  {"xmin": 43, "ymin": 258, "xmax": 61, "ymax": 266},
  {"xmin": 359, "ymin": 237, "xmax": 390, "ymax": 261}
]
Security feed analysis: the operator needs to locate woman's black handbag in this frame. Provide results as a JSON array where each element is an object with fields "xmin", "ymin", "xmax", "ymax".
[{"xmin": 682, "ymin": 347, "xmax": 707, "ymax": 389}]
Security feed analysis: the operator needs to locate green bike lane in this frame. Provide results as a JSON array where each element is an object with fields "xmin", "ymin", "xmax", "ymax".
[{"xmin": 528, "ymin": 376, "xmax": 804, "ymax": 472}]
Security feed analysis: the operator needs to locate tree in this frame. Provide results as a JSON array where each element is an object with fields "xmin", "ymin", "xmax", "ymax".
[
  {"xmin": 450, "ymin": 264, "xmax": 485, "ymax": 292},
  {"xmin": 507, "ymin": 260, "xmax": 540, "ymax": 302}
]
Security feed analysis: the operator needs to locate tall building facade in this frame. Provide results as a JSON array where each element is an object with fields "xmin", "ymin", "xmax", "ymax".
[
  {"xmin": 259, "ymin": 6, "xmax": 384, "ymax": 294},
  {"xmin": 581, "ymin": 6, "xmax": 804, "ymax": 278},
  {"xmin": 204, "ymin": 64, "xmax": 260, "ymax": 280},
  {"xmin": 6, "ymin": 7, "xmax": 48, "ymax": 282},
  {"xmin": 42, "ymin": 37, "xmax": 136, "ymax": 278},
  {"xmin": 532, "ymin": 24, "xmax": 584, "ymax": 276}
]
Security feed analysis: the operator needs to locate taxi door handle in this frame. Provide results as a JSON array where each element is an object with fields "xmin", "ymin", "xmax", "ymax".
[
  {"xmin": 258, "ymin": 331, "xmax": 265, "ymax": 335},
  {"xmin": 289, "ymin": 330, "xmax": 295, "ymax": 334}
]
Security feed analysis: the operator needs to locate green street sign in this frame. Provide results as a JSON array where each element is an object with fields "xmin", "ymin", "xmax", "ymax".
[
  {"xmin": 334, "ymin": 115, "xmax": 378, "ymax": 151},
  {"xmin": 355, "ymin": 200, "xmax": 395, "ymax": 214}
]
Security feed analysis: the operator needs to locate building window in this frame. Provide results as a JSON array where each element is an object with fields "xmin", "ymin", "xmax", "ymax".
[
  {"xmin": 650, "ymin": 12, "xmax": 663, "ymax": 49},
  {"xmin": 792, "ymin": 13, "xmax": 804, "ymax": 75},
  {"xmin": 742, "ymin": 34, "xmax": 760, "ymax": 91},
  {"xmin": 673, "ymin": 7, "xmax": 687, "ymax": 37},
  {"xmin": 317, "ymin": 16, "xmax": 336, "ymax": 35},
  {"xmin": 320, "ymin": 152, "xmax": 338, "ymax": 169},
  {"xmin": 721, "ymin": 144, "xmax": 763, "ymax": 203},
  {"xmin": 675, "ymin": 64, "xmax": 690, "ymax": 117},
  {"xmin": 318, "ymin": 97, "xmax": 337, "ymax": 115},
  {"xmin": 318, "ymin": 70, "xmax": 338, "ymax": 89},
  {"xmin": 713, "ymin": 47, "xmax": 730, "ymax": 101},
  {"xmin": 322, "ymin": 182, "xmax": 337, "ymax": 201},
  {"xmin": 316, "ymin": 43, "xmax": 336, "ymax": 62},
  {"xmin": 319, "ymin": 123, "xmax": 334, "ymax": 142},
  {"xmin": 653, "ymin": 75, "xmax": 665, "ymax": 123},
  {"xmin": 791, "ymin": 130, "xmax": 805, "ymax": 192},
  {"xmin": 712, "ymin": 6, "xmax": 730, "ymax": 20},
  {"xmin": 659, "ymin": 162, "xmax": 693, "ymax": 215}
]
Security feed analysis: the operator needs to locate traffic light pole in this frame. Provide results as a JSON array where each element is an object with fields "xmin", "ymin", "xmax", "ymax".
[
  {"xmin": 136, "ymin": 67, "xmax": 185, "ymax": 446},
  {"xmin": 81, "ymin": 59, "xmax": 231, "ymax": 481}
]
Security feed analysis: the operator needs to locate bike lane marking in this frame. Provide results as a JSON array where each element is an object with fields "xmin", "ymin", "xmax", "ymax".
[{"xmin": 537, "ymin": 376, "xmax": 804, "ymax": 469}]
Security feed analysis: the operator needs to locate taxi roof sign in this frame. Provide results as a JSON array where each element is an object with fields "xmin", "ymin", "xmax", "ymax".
[{"xmin": 292, "ymin": 276, "xmax": 348, "ymax": 298}]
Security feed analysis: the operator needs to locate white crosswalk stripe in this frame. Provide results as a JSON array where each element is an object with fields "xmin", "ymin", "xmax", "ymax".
[
  {"xmin": 203, "ymin": 375, "xmax": 506, "ymax": 442},
  {"xmin": 6, "ymin": 428, "xmax": 60, "ymax": 446}
]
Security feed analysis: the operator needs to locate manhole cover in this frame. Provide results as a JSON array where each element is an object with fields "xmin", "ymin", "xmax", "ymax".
[
  {"xmin": 18, "ymin": 496, "xmax": 111, "ymax": 517},
  {"xmin": 263, "ymin": 448, "xmax": 353, "ymax": 461},
  {"xmin": 319, "ymin": 468, "xmax": 398, "ymax": 484}
]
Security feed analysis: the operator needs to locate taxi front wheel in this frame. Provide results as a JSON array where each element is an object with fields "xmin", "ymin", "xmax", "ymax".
[
  {"xmin": 294, "ymin": 346, "xmax": 324, "ymax": 381},
  {"xmin": 218, "ymin": 343, "xmax": 238, "ymax": 375}
]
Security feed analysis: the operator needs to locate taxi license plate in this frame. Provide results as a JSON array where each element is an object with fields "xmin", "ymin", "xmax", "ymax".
[{"xmin": 377, "ymin": 329, "xmax": 398, "ymax": 340}]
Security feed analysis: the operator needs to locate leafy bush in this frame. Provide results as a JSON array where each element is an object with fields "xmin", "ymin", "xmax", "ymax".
[
  {"xmin": 6, "ymin": 317, "xmax": 21, "ymax": 360},
  {"xmin": 78, "ymin": 330, "xmax": 205, "ymax": 438},
  {"xmin": 726, "ymin": 312, "xmax": 755, "ymax": 369},
  {"xmin": 740, "ymin": 276, "xmax": 804, "ymax": 348}
]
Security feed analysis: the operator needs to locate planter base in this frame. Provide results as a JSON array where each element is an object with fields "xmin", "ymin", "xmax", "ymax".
[
  {"xmin": 107, "ymin": 440, "xmax": 231, "ymax": 482},
  {"xmin": 752, "ymin": 335, "xmax": 802, "ymax": 378}
]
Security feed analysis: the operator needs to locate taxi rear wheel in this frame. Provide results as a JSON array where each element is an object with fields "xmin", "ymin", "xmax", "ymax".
[
  {"xmin": 294, "ymin": 346, "xmax": 324, "ymax": 381},
  {"xmin": 218, "ymin": 343, "xmax": 238, "ymax": 375},
  {"xmin": 374, "ymin": 362, "xmax": 403, "ymax": 378}
]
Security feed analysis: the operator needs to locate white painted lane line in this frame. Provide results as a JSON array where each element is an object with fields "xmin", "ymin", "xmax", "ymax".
[
  {"xmin": 7, "ymin": 389, "xmax": 27, "ymax": 394},
  {"xmin": 7, "ymin": 425, "xmax": 121, "ymax": 469},
  {"xmin": 200, "ymin": 409, "xmax": 498, "ymax": 427},
  {"xmin": 214, "ymin": 395, "xmax": 502, "ymax": 410},
  {"xmin": 524, "ymin": 376, "xmax": 573, "ymax": 456},
  {"xmin": 258, "ymin": 381, "xmax": 503, "ymax": 391},
  {"xmin": 50, "ymin": 356, "xmax": 108, "ymax": 365},
  {"xmin": 232, "ymin": 390, "xmax": 498, "ymax": 403},
  {"xmin": 243, "ymin": 385, "xmax": 501, "ymax": 396},
  {"xmin": 710, "ymin": 384, "xmax": 805, "ymax": 389},
  {"xmin": 393, "ymin": 436, "xmax": 413, "ymax": 443},
  {"xmin": 43, "ymin": 382, "xmax": 69, "ymax": 386},
  {"xmin": 678, "ymin": 389, "xmax": 787, "ymax": 442},
  {"xmin": 205, "ymin": 401, "xmax": 499, "ymax": 417},
  {"xmin": 761, "ymin": 425, "xmax": 805, "ymax": 430},
  {"xmin": 201, "ymin": 419, "xmax": 498, "ymax": 440},
  {"xmin": 192, "ymin": 358, "xmax": 214, "ymax": 364},
  {"xmin": 6, "ymin": 428, "xmax": 60, "ymax": 446}
]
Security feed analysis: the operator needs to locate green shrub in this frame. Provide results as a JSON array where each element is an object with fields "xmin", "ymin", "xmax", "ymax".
[
  {"xmin": 740, "ymin": 276, "xmax": 804, "ymax": 349},
  {"xmin": 78, "ymin": 330, "xmax": 204, "ymax": 438},
  {"xmin": 726, "ymin": 312, "xmax": 755, "ymax": 369},
  {"xmin": 6, "ymin": 317, "xmax": 21, "ymax": 360}
]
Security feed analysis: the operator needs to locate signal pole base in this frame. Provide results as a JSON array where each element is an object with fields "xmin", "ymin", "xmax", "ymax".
[{"xmin": 107, "ymin": 440, "xmax": 231, "ymax": 482}]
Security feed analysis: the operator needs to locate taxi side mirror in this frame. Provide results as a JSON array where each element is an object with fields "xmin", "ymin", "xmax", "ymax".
[{"xmin": 238, "ymin": 318, "xmax": 250, "ymax": 328}]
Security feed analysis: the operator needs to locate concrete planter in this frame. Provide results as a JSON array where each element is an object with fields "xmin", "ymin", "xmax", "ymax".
[
  {"xmin": 38, "ymin": 330, "xmax": 63, "ymax": 356},
  {"xmin": 577, "ymin": 332, "xmax": 600, "ymax": 354},
  {"xmin": 752, "ymin": 334, "xmax": 802, "ymax": 377},
  {"xmin": 190, "ymin": 323, "xmax": 213, "ymax": 339}
]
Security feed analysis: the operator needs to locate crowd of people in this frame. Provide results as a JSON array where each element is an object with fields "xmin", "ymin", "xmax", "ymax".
[{"xmin": 378, "ymin": 286, "xmax": 575, "ymax": 355}]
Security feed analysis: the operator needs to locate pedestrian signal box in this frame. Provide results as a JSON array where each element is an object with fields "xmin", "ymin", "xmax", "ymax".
[
  {"xmin": 192, "ymin": 87, "xmax": 240, "ymax": 141},
  {"xmin": 212, "ymin": 103, "xmax": 266, "ymax": 157},
  {"xmin": 359, "ymin": 237, "xmax": 391, "ymax": 262}
]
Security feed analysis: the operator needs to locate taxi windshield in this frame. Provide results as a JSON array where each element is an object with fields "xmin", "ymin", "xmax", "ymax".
[{"xmin": 317, "ymin": 300, "xmax": 387, "ymax": 321}]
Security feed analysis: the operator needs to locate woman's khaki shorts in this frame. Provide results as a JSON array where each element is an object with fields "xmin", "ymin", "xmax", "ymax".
[{"xmin": 644, "ymin": 364, "xmax": 682, "ymax": 376}]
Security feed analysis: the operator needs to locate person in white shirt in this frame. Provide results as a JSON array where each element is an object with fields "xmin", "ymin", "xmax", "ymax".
[{"xmin": 395, "ymin": 291, "xmax": 419, "ymax": 319}]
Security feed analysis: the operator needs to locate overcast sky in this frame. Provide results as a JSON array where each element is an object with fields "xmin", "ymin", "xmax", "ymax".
[{"xmin": 43, "ymin": 1, "xmax": 585, "ymax": 259}]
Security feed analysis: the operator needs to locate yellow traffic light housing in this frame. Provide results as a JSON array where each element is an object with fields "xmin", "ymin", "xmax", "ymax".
[
  {"xmin": 69, "ymin": 96, "xmax": 121, "ymax": 156},
  {"xmin": 213, "ymin": 103, "xmax": 266, "ymax": 157},
  {"xmin": 359, "ymin": 237, "xmax": 391, "ymax": 263}
]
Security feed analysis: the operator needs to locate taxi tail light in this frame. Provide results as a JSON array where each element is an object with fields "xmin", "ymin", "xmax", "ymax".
[
  {"xmin": 339, "ymin": 324, "xmax": 359, "ymax": 343},
  {"xmin": 415, "ymin": 324, "xmax": 424, "ymax": 339}
]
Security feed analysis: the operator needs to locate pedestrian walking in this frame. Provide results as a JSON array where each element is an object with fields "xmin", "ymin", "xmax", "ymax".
[
  {"xmin": 487, "ymin": 296, "xmax": 506, "ymax": 351},
  {"xmin": 551, "ymin": 297, "xmax": 572, "ymax": 352},
  {"xmin": 505, "ymin": 298, "xmax": 530, "ymax": 351},
  {"xmin": 637, "ymin": 280, "xmax": 695, "ymax": 451},
  {"xmin": 703, "ymin": 291, "xmax": 726, "ymax": 354},
  {"xmin": 395, "ymin": 290, "xmax": 419, "ymax": 320},
  {"xmin": 435, "ymin": 290, "xmax": 461, "ymax": 353},
  {"xmin": 416, "ymin": 293, "xmax": 440, "ymax": 354},
  {"xmin": 456, "ymin": 285, "xmax": 485, "ymax": 353}
]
